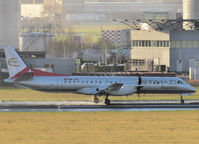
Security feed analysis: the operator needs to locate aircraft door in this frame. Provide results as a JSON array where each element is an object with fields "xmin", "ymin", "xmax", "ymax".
[{"xmin": 57, "ymin": 79, "xmax": 63, "ymax": 90}]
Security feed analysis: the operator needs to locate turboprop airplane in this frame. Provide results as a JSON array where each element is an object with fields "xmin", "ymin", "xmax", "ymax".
[{"xmin": 3, "ymin": 46, "xmax": 196, "ymax": 105}]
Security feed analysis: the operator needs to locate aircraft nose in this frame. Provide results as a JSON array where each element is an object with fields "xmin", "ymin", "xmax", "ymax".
[{"xmin": 188, "ymin": 85, "xmax": 196, "ymax": 93}]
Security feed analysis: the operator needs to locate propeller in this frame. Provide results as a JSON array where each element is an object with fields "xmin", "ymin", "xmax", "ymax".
[{"xmin": 137, "ymin": 74, "xmax": 142, "ymax": 99}]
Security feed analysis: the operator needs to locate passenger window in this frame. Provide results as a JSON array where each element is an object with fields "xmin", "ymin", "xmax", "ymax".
[
  {"xmin": 148, "ymin": 81, "xmax": 152, "ymax": 85},
  {"xmin": 99, "ymin": 81, "xmax": 102, "ymax": 84},
  {"xmin": 170, "ymin": 80, "xmax": 176, "ymax": 85}
]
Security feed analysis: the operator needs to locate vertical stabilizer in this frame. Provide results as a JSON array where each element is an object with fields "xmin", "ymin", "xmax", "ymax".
[{"xmin": 4, "ymin": 46, "xmax": 28, "ymax": 79}]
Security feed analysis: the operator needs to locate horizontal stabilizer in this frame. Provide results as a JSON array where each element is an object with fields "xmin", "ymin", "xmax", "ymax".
[{"xmin": 14, "ymin": 72, "xmax": 33, "ymax": 82}]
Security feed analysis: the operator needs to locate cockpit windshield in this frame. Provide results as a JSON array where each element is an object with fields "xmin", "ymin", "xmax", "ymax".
[{"xmin": 177, "ymin": 80, "xmax": 184, "ymax": 84}]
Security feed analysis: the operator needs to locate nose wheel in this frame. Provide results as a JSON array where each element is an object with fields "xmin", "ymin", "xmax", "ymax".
[
  {"xmin": 180, "ymin": 96, "xmax": 184, "ymax": 104},
  {"xmin": 92, "ymin": 95, "xmax": 99, "ymax": 103}
]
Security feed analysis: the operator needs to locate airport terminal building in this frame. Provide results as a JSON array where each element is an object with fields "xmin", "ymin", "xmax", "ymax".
[{"xmin": 129, "ymin": 30, "xmax": 199, "ymax": 72}]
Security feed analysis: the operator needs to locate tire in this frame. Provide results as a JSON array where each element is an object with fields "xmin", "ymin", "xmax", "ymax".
[
  {"xmin": 104, "ymin": 99, "xmax": 110, "ymax": 105},
  {"xmin": 180, "ymin": 99, "xmax": 184, "ymax": 104},
  {"xmin": 94, "ymin": 98, "xmax": 99, "ymax": 103}
]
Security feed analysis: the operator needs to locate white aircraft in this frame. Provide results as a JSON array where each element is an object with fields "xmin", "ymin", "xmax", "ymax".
[{"xmin": 3, "ymin": 46, "xmax": 196, "ymax": 105}]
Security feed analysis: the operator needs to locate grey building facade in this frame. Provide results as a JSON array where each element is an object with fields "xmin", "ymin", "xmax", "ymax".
[
  {"xmin": 170, "ymin": 31, "xmax": 199, "ymax": 72},
  {"xmin": 130, "ymin": 30, "xmax": 199, "ymax": 72}
]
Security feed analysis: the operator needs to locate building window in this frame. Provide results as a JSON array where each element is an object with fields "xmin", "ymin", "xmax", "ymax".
[
  {"xmin": 132, "ymin": 40, "xmax": 169, "ymax": 47},
  {"xmin": 193, "ymin": 41, "xmax": 199, "ymax": 48},
  {"xmin": 157, "ymin": 41, "xmax": 160, "ymax": 47},
  {"xmin": 136, "ymin": 41, "xmax": 138, "ymax": 46},
  {"xmin": 187, "ymin": 41, "xmax": 192, "ymax": 48},
  {"xmin": 166, "ymin": 41, "xmax": 170, "ymax": 47},
  {"xmin": 142, "ymin": 41, "xmax": 145, "ymax": 47},
  {"xmin": 176, "ymin": 41, "xmax": 181, "ymax": 48},
  {"xmin": 149, "ymin": 41, "xmax": 152, "ymax": 47},
  {"xmin": 139, "ymin": 41, "xmax": 142, "ymax": 47},
  {"xmin": 132, "ymin": 59, "xmax": 145, "ymax": 66},
  {"xmin": 170, "ymin": 41, "xmax": 175, "ymax": 47},
  {"xmin": 132, "ymin": 41, "xmax": 136, "ymax": 47},
  {"xmin": 160, "ymin": 41, "xmax": 162, "ymax": 47},
  {"xmin": 163, "ymin": 41, "xmax": 166, "ymax": 47},
  {"xmin": 181, "ymin": 41, "xmax": 186, "ymax": 48}
]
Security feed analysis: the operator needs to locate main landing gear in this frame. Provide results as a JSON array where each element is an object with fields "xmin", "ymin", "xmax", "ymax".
[
  {"xmin": 104, "ymin": 94, "xmax": 110, "ymax": 105},
  {"xmin": 180, "ymin": 95, "xmax": 184, "ymax": 104},
  {"xmin": 92, "ymin": 94, "xmax": 111, "ymax": 105}
]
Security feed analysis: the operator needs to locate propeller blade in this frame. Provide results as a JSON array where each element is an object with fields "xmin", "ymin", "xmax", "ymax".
[
  {"xmin": 137, "ymin": 74, "xmax": 142, "ymax": 99},
  {"xmin": 138, "ymin": 75, "xmax": 142, "ymax": 85}
]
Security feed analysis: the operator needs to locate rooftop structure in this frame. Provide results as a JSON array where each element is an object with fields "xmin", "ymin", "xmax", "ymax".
[
  {"xmin": 114, "ymin": 19, "xmax": 199, "ymax": 31},
  {"xmin": 183, "ymin": 0, "xmax": 199, "ymax": 30},
  {"xmin": 63, "ymin": 1, "xmax": 182, "ymax": 23}
]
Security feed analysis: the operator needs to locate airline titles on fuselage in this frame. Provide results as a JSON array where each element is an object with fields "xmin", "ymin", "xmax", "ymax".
[{"xmin": 63, "ymin": 77, "xmax": 184, "ymax": 86}]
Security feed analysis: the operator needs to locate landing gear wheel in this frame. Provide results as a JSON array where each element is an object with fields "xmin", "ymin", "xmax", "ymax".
[
  {"xmin": 180, "ymin": 96, "xmax": 184, "ymax": 104},
  {"xmin": 180, "ymin": 99, "xmax": 184, "ymax": 104},
  {"xmin": 93, "ymin": 96, "xmax": 99, "ymax": 103},
  {"xmin": 104, "ymin": 99, "xmax": 110, "ymax": 105}
]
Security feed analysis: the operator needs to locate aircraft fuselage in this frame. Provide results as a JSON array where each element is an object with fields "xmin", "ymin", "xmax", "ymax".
[{"xmin": 11, "ymin": 76, "xmax": 196, "ymax": 96}]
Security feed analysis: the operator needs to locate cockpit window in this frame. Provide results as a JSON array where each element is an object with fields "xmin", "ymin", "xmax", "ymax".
[{"xmin": 177, "ymin": 80, "xmax": 184, "ymax": 84}]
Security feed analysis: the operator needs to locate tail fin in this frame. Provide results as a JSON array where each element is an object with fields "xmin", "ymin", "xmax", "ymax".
[{"xmin": 4, "ymin": 46, "xmax": 29, "ymax": 79}]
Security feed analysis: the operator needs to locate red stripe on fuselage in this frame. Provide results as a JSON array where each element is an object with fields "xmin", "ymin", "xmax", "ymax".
[
  {"xmin": 31, "ymin": 69, "xmax": 68, "ymax": 77},
  {"xmin": 11, "ymin": 68, "xmax": 68, "ymax": 79}
]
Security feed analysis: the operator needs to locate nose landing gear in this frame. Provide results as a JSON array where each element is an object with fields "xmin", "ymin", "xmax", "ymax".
[
  {"xmin": 92, "ymin": 95, "xmax": 99, "ymax": 103},
  {"xmin": 180, "ymin": 95, "xmax": 184, "ymax": 104}
]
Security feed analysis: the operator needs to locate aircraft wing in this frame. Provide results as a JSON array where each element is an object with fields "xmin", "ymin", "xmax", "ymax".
[{"xmin": 96, "ymin": 83, "xmax": 123, "ymax": 95}]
